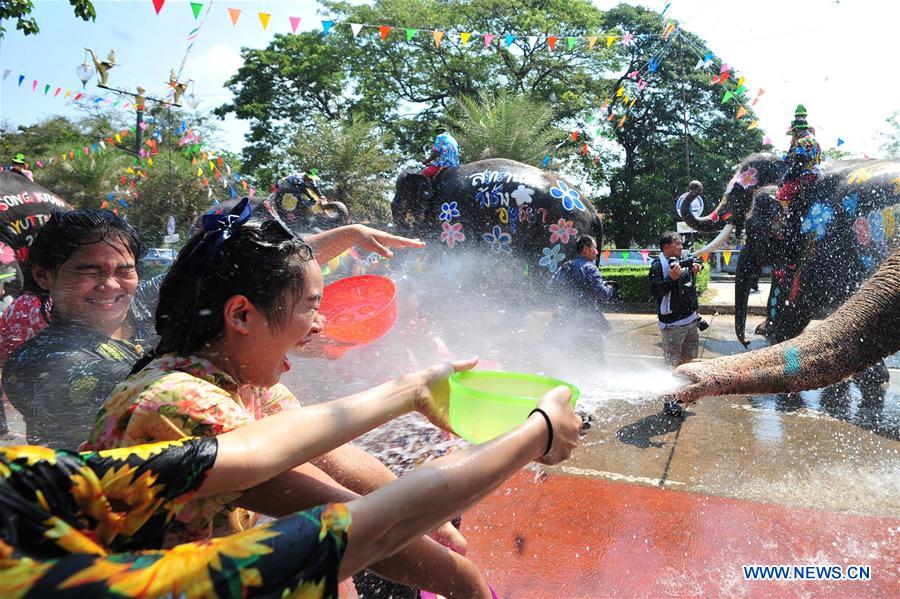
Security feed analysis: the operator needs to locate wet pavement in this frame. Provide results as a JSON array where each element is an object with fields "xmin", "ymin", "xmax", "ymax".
[{"xmin": 460, "ymin": 312, "xmax": 900, "ymax": 597}]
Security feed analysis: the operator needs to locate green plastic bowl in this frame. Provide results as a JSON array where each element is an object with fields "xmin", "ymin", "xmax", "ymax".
[{"xmin": 448, "ymin": 371, "xmax": 580, "ymax": 444}]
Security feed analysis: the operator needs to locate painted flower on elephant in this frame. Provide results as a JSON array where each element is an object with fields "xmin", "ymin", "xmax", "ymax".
[
  {"xmin": 440, "ymin": 221, "xmax": 465, "ymax": 248},
  {"xmin": 853, "ymin": 216, "xmax": 871, "ymax": 246},
  {"xmin": 724, "ymin": 166, "xmax": 759, "ymax": 195},
  {"xmin": 549, "ymin": 180, "xmax": 585, "ymax": 212},
  {"xmin": 549, "ymin": 218, "xmax": 577, "ymax": 244},
  {"xmin": 800, "ymin": 202, "xmax": 834, "ymax": 240},
  {"xmin": 483, "ymin": 225, "xmax": 512, "ymax": 253},
  {"xmin": 841, "ymin": 192, "xmax": 858, "ymax": 214},
  {"xmin": 511, "ymin": 184, "xmax": 535, "ymax": 206},
  {"xmin": 538, "ymin": 243, "xmax": 565, "ymax": 273},
  {"xmin": 867, "ymin": 210, "xmax": 885, "ymax": 245},
  {"xmin": 438, "ymin": 201, "xmax": 460, "ymax": 222}
]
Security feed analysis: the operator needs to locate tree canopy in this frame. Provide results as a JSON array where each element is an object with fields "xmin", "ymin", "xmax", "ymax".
[{"xmin": 0, "ymin": 0, "xmax": 95, "ymax": 37}]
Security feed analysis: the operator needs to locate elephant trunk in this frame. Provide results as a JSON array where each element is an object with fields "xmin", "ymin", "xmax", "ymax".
[
  {"xmin": 679, "ymin": 188, "xmax": 729, "ymax": 233},
  {"xmin": 733, "ymin": 247, "xmax": 760, "ymax": 348},
  {"xmin": 319, "ymin": 201, "xmax": 350, "ymax": 224},
  {"xmin": 675, "ymin": 248, "xmax": 900, "ymax": 402}
]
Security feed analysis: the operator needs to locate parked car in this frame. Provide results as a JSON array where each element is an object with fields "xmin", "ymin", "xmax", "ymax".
[{"xmin": 140, "ymin": 247, "xmax": 177, "ymax": 272}]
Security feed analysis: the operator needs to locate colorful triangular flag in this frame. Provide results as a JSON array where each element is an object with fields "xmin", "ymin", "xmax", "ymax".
[
  {"xmin": 483, "ymin": 33, "xmax": 495, "ymax": 48},
  {"xmin": 735, "ymin": 105, "xmax": 748, "ymax": 119},
  {"xmin": 289, "ymin": 16, "xmax": 301, "ymax": 33},
  {"xmin": 567, "ymin": 37, "xmax": 576, "ymax": 51},
  {"xmin": 151, "ymin": 0, "xmax": 165, "ymax": 15},
  {"xmin": 527, "ymin": 35, "xmax": 538, "ymax": 48},
  {"xmin": 460, "ymin": 32, "xmax": 471, "ymax": 45},
  {"xmin": 505, "ymin": 34, "xmax": 516, "ymax": 47},
  {"xmin": 433, "ymin": 30, "xmax": 444, "ymax": 46},
  {"xmin": 588, "ymin": 36, "xmax": 597, "ymax": 49},
  {"xmin": 322, "ymin": 20, "xmax": 334, "ymax": 35},
  {"xmin": 350, "ymin": 23, "xmax": 363, "ymax": 37},
  {"xmin": 380, "ymin": 25, "xmax": 391, "ymax": 41},
  {"xmin": 258, "ymin": 12, "xmax": 270, "ymax": 29},
  {"xmin": 547, "ymin": 36, "xmax": 557, "ymax": 51},
  {"xmin": 406, "ymin": 28, "xmax": 417, "ymax": 42},
  {"xmin": 227, "ymin": 8, "xmax": 241, "ymax": 26},
  {"xmin": 190, "ymin": 2, "xmax": 202, "ymax": 19}
]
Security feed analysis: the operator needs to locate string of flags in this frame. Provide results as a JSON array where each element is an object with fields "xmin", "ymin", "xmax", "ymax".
[{"xmin": 2, "ymin": 68, "xmax": 140, "ymax": 113}]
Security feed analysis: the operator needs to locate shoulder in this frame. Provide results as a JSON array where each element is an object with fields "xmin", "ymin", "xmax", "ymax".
[{"xmin": 260, "ymin": 383, "xmax": 301, "ymax": 415}]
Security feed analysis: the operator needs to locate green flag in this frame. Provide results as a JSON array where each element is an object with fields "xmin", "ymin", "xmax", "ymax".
[
  {"xmin": 567, "ymin": 37, "xmax": 577, "ymax": 51},
  {"xmin": 191, "ymin": 2, "xmax": 202, "ymax": 19},
  {"xmin": 406, "ymin": 28, "xmax": 418, "ymax": 42}
]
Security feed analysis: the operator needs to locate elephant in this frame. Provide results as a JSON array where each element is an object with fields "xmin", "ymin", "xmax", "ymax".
[
  {"xmin": 680, "ymin": 153, "xmax": 900, "ymax": 346},
  {"xmin": 674, "ymin": 245, "xmax": 899, "ymax": 403},
  {"xmin": 0, "ymin": 172, "xmax": 72, "ymax": 288},
  {"xmin": 200, "ymin": 174, "xmax": 350, "ymax": 237},
  {"xmin": 392, "ymin": 159, "xmax": 604, "ymax": 277}
]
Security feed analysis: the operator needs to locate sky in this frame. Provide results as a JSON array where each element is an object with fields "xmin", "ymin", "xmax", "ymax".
[{"xmin": 1, "ymin": 0, "xmax": 898, "ymax": 159}]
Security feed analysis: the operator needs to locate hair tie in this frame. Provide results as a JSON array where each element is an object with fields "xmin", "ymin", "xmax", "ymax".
[{"xmin": 187, "ymin": 196, "xmax": 253, "ymax": 276}]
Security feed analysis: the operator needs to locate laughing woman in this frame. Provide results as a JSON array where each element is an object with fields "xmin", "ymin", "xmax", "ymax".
[{"xmin": 86, "ymin": 200, "xmax": 489, "ymax": 596}]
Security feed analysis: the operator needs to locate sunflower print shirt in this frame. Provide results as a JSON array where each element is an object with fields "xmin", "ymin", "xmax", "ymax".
[
  {"xmin": 0, "ymin": 438, "xmax": 350, "ymax": 598},
  {"xmin": 84, "ymin": 353, "xmax": 302, "ymax": 545}
]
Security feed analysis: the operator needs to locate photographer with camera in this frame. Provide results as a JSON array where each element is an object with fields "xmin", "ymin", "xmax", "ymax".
[{"xmin": 649, "ymin": 232, "xmax": 706, "ymax": 379}]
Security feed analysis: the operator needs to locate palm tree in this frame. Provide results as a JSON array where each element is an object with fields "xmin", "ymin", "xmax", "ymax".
[{"xmin": 448, "ymin": 91, "xmax": 560, "ymax": 167}]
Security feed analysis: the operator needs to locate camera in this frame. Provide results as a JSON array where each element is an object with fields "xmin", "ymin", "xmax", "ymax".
[
  {"xmin": 668, "ymin": 256, "xmax": 702, "ymax": 270},
  {"xmin": 697, "ymin": 318, "xmax": 710, "ymax": 332}
]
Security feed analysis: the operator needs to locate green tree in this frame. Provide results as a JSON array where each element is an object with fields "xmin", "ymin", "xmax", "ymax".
[
  {"xmin": 0, "ymin": 0, "xmax": 95, "ymax": 37},
  {"xmin": 594, "ymin": 4, "xmax": 763, "ymax": 246},
  {"xmin": 217, "ymin": 0, "xmax": 617, "ymax": 173},
  {"xmin": 285, "ymin": 117, "xmax": 401, "ymax": 221},
  {"xmin": 448, "ymin": 91, "xmax": 560, "ymax": 166}
]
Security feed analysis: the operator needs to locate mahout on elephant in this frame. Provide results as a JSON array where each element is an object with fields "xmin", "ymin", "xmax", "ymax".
[
  {"xmin": 674, "ymin": 245, "xmax": 899, "ymax": 403},
  {"xmin": 680, "ymin": 153, "xmax": 900, "ymax": 347},
  {"xmin": 392, "ymin": 159, "xmax": 604, "ymax": 278},
  {"xmin": 200, "ymin": 172, "xmax": 350, "ymax": 236}
]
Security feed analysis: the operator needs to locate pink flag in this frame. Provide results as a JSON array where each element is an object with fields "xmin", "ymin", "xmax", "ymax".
[
  {"xmin": 483, "ymin": 34, "xmax": 495, "ymax": 48},
  {"xmin": 639, "ymin": 249, "xmax": 650, "ymax": 262},
  {"xmin": 289, "ymin": 16, "xmax": 301, "ymax": 33}
]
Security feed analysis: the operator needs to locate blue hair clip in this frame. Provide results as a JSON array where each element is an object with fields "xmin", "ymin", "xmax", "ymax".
[{"xmin": 188, "ymin": 196, "xmax": 253, "ymax": 275}]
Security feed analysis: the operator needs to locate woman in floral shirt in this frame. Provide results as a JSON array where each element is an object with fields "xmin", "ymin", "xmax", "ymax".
[
  {"xmin": 3, "ymin": 360, "xmax": 582, "ymax": 598},
  {"xmin": 86, "ymin": 200, "xmax": 491, "ymax": 596}
]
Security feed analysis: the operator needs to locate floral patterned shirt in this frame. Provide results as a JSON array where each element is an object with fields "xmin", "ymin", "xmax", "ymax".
[
  {"xmin": 433, "ymin": 132, "xmax": 460, "ymax": 168},
  {"xmin": 84, "ymin": 353, "xmax": 302, "ymax": 545},
  {"xmin": 0, "ymin": 438, "xmax": 350, "ymax": 598},
  {"xmin": 783, "ymin": 132, "xmax": 822, "ymax": 179}
]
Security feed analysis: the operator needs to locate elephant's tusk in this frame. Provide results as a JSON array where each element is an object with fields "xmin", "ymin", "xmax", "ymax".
[{"xmin": 692, "ymin": 223, "xmax": 734, "ymax": 257}]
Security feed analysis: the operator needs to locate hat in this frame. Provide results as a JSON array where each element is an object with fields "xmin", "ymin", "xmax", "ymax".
[
  {"xmin": 434, "ymin": 124, "xmax": 448, "ymax": 134},
  {"xmin": 303, "ymin": 167, "xmax": 319, "ymax": 181},
  {"xmin": 12, "ymin": 153, "xmax": 26, "ymax": 165},
  {"xmin": 786, "ymin": 105, "xmax": 811, "ymax": 135}
]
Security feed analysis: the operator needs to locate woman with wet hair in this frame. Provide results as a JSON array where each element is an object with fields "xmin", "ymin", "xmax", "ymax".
[
  {"xmin": 2, "ymin": 365, "xmax": 579, "ymax": 597},
  {"xmin": 86, "ymin": 199, "xmax": 494, "ymax": 596},
  {"xmin": 1, "ymin": 210, "xmax": 160, "ymax": 448}
]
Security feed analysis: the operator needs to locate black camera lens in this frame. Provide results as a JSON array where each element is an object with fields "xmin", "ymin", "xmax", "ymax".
[{"xmin": 697, "ymin": 318, "xmax": 710, "ymax": 331}]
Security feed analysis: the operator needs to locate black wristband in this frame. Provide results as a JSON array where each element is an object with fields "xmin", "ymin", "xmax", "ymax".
[{"xmin": 528, "ymin": 408, "xmax": 553, "ymax": 457}]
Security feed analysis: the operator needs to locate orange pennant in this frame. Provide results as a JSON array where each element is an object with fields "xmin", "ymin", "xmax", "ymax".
[
  {"xmin": 588, "ymin": 36, "xmax": 597, "ymax": 49},
  {"xmin": 380, "ymin": 25, "xmax": 391, "ymax": 41},
  {"xmin": 228, "ymin": 7, "xmax": 241, "ymax": 26},
  {"xmin": 602, "ymin": 249, "xmax": 611, "ymax": 262},
  {"xmin": 433, "ymin": 31, "xmax": 444, "ymax": 46},
  {"xmin": 571, "ymin": 130, "xmax": 579, "ymax": 141},
  {"xmin": 547, "ymin": 36, "xmax": 557, "ymax": 51},
  {"xmin": 735, "ymin": 105, "xmax": 748, "ymax": 119}
]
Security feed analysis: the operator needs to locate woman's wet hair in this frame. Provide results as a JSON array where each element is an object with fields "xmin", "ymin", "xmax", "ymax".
[
  {"xmin": 28, "ymin": 210, "xmax": 142, "ymax": 273},
  {"xmin": 132, "ymin": 212, "xmax": 315, "ymax": 372}
]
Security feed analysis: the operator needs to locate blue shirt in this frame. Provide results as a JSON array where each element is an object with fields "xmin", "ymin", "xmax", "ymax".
[
  {"xmin": 550, "ymin": 256, "xmax": 613, "ymax": 304},
  {"xmin": 433, "ymin": 132, "xmax": 460, "ymax": 168}
]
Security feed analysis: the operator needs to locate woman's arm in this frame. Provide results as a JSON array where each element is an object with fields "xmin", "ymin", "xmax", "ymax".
[
  {"xmin": 198, "ymin": 359, "xmax": 474, "ymax": 498},
  {"xmin": 339, "ymin": 385, "xmax": 582, "ymax": 580},
  {"xmin": 303, "ymin": 223, "xmax": 425, "ymax": 264}
]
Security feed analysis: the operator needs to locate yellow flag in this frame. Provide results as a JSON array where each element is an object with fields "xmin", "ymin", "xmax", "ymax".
[
  {"xmin": 197, "ymin": 168, "xmax": 203, "ymax": 177},
  {"xmin": 736, "ymin": 105, "xmax": 748, "ymax": 119},
  {"xmin": 747, "ymin": 120, "xmax": 759, "ymax": 130},
  {"xmin": 738, "ymin": 76, "xmax": 745, "ymax": 87},
  {"xmin": 629, "ymin": 98, "xmax": 636, "ymax": 107},
  {"xmin": 126, "ymin": 167, "xmax": 134, "ymax": 174},
  {"xmin": 64, "ymin": 90, "xmax": 72, "ymax": 98},
  {"xmin": 258, "ymin": 12, "xmax": 270, "ymax": 30},
  {"xmin": 606, "ymin": 35, "xmax": 616, "ymax": 48},
  {"xmin": 115, "ymin": 134, "xmax": 121, "ymax": 143},
  {"xmin": 147, "ymin": 158, "xmax": 153, "ymax": 166},
  {"xmin": 460, "ymin": 32, "xmax": 471, "ymax": 45},
  {"xmin": 723, "ymin": 250, "xmax": 732, "ymax": 265},
  {"xmin": 615, "ymin": 86, "xmax": 624, "ymax": 97},
  {"xmin": 62, "ymin": 154, "xmax": 67, "ymax": 161},
  {"xmin": 433, "ymin": 31, "xmax": 444, "ymax": 47},
  {"xmin": 623, "ymin": 94, "xmax": 630, "ymax": 104}
]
